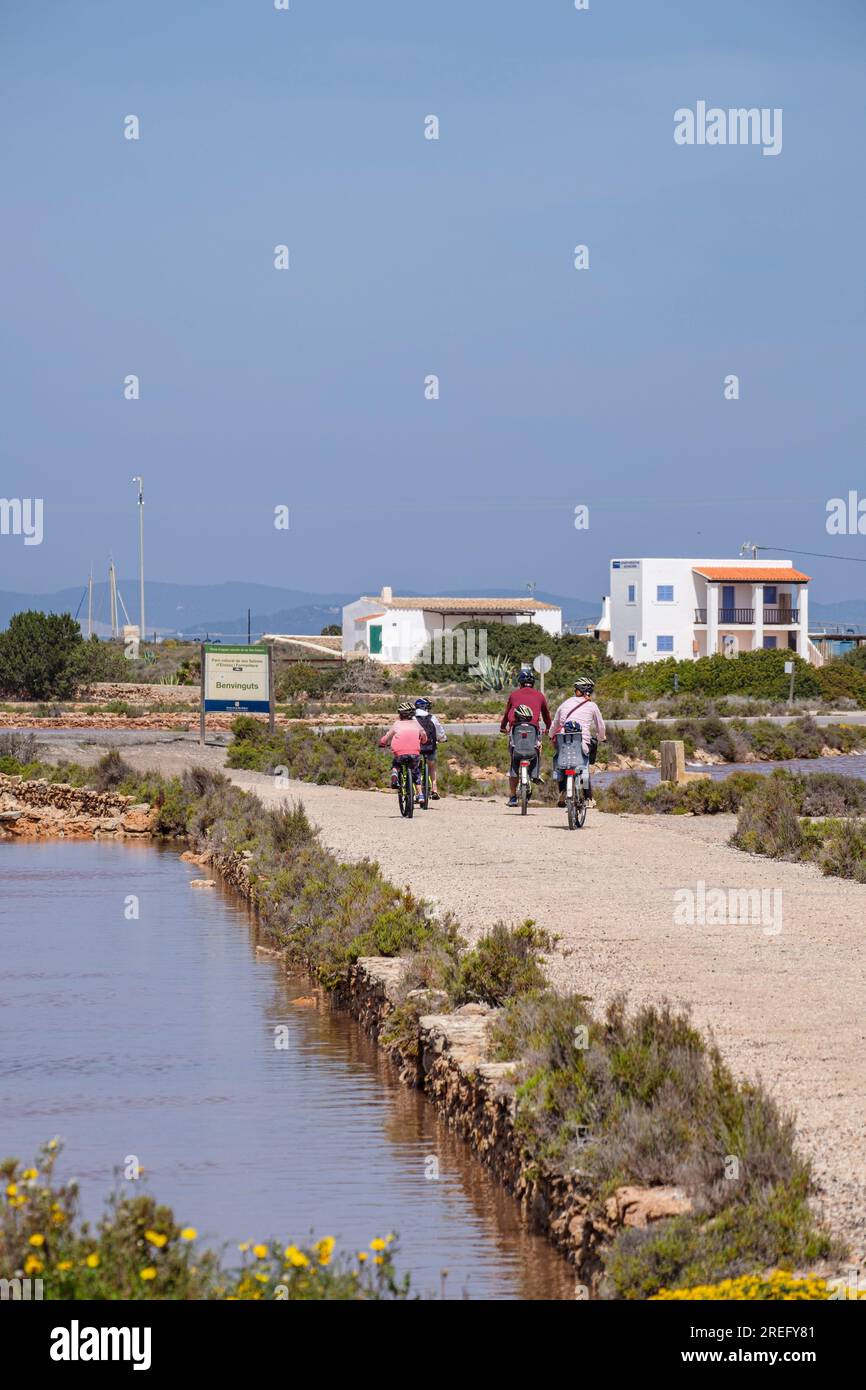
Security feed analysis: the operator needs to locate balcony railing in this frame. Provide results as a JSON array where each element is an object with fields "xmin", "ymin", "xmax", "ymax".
[{"xmin": 694, "ymin": 607, "xmax": 800, "ymax": 625}]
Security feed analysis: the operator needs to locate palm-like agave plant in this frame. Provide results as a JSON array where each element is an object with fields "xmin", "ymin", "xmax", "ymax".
[{"xmin": 468, "ymin": 654, "xmax": 514, "ymax": 691}]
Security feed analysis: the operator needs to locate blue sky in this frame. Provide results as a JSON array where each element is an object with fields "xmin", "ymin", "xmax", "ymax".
[{"xmin": 2, "ymin": 0, "xmax": 865, "ymax": 602}]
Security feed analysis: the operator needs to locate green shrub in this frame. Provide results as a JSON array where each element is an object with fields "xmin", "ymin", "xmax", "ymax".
[
  {"xmin": 731, "ymin": 776, "xmax": 805, "ymax": 858},
  {"xmin": 454, "ymin": 921, "xmax": 552, "ymax": 1007}
]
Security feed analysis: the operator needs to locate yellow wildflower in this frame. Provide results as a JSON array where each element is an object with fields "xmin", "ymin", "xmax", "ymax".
[
  {"xmin": 145, "ymin": 1229, "xmax": 168, "ymax": 1249},
  {"xmin": 315, "ymin": 1236, "xmax": 336, "ymax": 1266},
  {"xmin": 357, "ymin": 1251, "xmax": 367, "ymax": 1262},
  {"xmin": 28, "ymin": 1233, "xmax": 46, "ymax": 1247},
  {"xmin": 57, "ymin": 1261, "xmax": 73, "ymax": 1271},
  {"xmin": 22, "ymin": 1169, "xmax": 38, "ymax": 1181},
  {"xmin": 180, "ymin": 1227, "xmax": 197, "ymax": 1241},
  {"xmin": 85, "ymin": 1253, "xmax": 100, "ymax": 1269},
  {"xmin": 5, "ymin": 1183, "xmax": 17, "ymax": 1198},
  {"xmin": 369, "ymin": 1238, "xmax": 386, "ymax": 1252},
  {"xmin": 24, "ymin": 1255, "xmax": 44, "ymax": 1275},
  {"xmin": 140, "ymin": 1267, "xmax": 157, "ymax": 1281},
  {"xmin": 253, "ymin": 1244, "xmax": 268, "ymax": 1259},
  {"xmin": 283, "ymin": 1245, "xmax": 309, "ymax": 1268}
]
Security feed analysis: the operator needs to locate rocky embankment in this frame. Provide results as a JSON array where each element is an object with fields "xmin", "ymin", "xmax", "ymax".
[{"xmin": 0, "ymin": 775, "xmax": 156, "ymax": 838}]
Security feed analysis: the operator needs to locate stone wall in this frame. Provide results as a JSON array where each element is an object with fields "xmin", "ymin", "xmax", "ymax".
[{"xmin": 0, "ymin": 775, "xmax": 155, "ymax": 838}]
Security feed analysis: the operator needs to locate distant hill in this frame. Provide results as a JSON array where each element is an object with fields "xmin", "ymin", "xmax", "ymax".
[
  {"xmin": 0, "ymin": 582, "xmax": 600, "ymax": 637},
  {"xmin": 810, "ymin": 600, "xmax": 866, "ymax": 629}
]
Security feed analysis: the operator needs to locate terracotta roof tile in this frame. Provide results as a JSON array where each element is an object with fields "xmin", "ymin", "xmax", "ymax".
[{"xmin": 693, "ymin": 567, "xmax": 810, "ymax": 583}]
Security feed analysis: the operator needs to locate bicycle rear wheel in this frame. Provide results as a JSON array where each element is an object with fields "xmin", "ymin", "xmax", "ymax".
[
  {"xmin": 420, "ymin": 758, "xmax": 430, "ymax": 809},
  {"xmin": 398, "ymin": 762, "xmax": 414, "ymax": 818},
  {"xmin": 520, "ymin": 767, "xmax": 529, "ymax": 815}
]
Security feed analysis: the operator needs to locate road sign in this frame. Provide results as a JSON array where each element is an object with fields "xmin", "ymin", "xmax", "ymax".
[
  {"xmin": 783, "ymin": 661, "xmax": 794, "ymax": 674},
  {"xmin": 533, "ymin": 653, "xmax": 552, "ymax": 674},
  {"xmin": 200, "ymin": 643, "xmax": 274, "ymax": 745}
]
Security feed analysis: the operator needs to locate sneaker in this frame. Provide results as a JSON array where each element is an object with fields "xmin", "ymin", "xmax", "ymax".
[
  {"xmin": 507, "ymin": 795, "xmax": 518, "ymax": 807},
  {"xmin": 431, "ymin": 791, "xmax": 440, "ymax": 800},
  {"xmin": 390, "ymin": 771, "xmax": 399, "ymax": 789},
  {"xmin": 557, "ymin": 793, "xmax": 566, "ymax": 808}
]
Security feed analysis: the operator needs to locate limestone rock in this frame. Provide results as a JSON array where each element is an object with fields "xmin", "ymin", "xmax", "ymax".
[{"xmin": 605, "ymin": 1185, "xmax": 693, "ymax": 1228}]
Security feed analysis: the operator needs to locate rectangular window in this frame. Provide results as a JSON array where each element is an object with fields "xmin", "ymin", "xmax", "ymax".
[
  {"xmin": 763, "ymin": 635, "xmax": 777, "ymax": 650},
  {"xmin": 763, "ymin": 585, "xmax": 777, "ymax": 604},
  {"xmin": 657, "ymin": 635, "xmax": 674, "ymax": 652},
  {"xmin": 627, "ymin": 584, "xmax": 636, "ymax": 603},
  {"xmin": 627, "ymin": 634, "xmax": 636, "ymax": 653},
  {"xmin": 656, "ymin": 585, "xmax": 674, "ymax": 602}
]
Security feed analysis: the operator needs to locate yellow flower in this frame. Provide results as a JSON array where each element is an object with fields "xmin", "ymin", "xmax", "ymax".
[
  {"xmin": 9, "ymin": 1195, "xmax": 26, "ymax": 1209},
  {"xmin": 357, "ymin": 1252, "xmax": 368, "ymax": 1262},
  {"xmin": 238, "ymin": 1241, "xmax": 250, "ymax": 1253},
  {"xmin": 253, "ymin": 1244, "xmax": 268, "ymax": 1259},
  {"xmin": 22, "ymin": 1169, "xmax": 38, "ymax": 1181},
  {"xmin": 57, "ymin": 1261, "xmax": 73, "ymax": 1271},
  {"xmin": 47, "ymin": 1139, "xmax": 59, "ymax": 1150},
  {"xmin": 28, "ymin": 1233, "xmax": 46, "ymax": 1247},
  {"xmin": 140, "ymin": 1267, "xmax": 157, "ymax": 1281},
  {"xmin": 85, "ymin": 1253, "xmax": 100, "ymax": 1269},
  {"xmin": 5, "ymin": 1183, "xmax": 17, "ymax": 1198},
  {"xmin": 283, "ymin": 1245, "xmax": 309, "ymax": 1268},
  {"xmin": 370, "ymin": 1238, "xmax": 386, "ymax": 1252},
  {"xmin": 145, "ymin": 1230, "xmax": 168, "ymax": 1249},
  {"xmin": 24, "ymin": 1255, "xmax": 44, "ymax": 1275},
  {"xmin": 373, "ymin": 1256, "xmax": 384, "ymax": 1265},
  {"xmin": 315, "ymin": 1236, "xmax": 336, "ymax": 1266},
  {"xmin": 181, "ymin": 1227, "xmax": 197, "ymax": 1241},
  {"xmin": 254, "ymin": 1272, "xmax": 268, "ymax": 1283},
  {"xmin": 51, "ymin": 1210, "xmax": 65, "ymax": 1226}
]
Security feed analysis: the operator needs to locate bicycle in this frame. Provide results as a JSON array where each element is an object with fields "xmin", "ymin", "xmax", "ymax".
[
  {"xmin": 563, "ymin": 762, "xmax": 587, "ymax": 830},
  {"xmin": 395, "ymin": 755, "xmax": 416, "ymax": 818}
]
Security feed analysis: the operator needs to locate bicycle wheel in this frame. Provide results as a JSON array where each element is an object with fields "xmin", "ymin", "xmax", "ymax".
[
  {"xmin": 574, "ymin": 780, "xmax": 587, "ymax": 829},
  {"xmin": 566, "ymin": 791, "xmax": 577, "ymax": 830},
  {"xmin": 398, "ymin": 762, "xmax": 413, "ymax": 818},
  {"xmin": 520, "ymin": 768, "xmax": 529, "ymax": 816},
  {"xmin": 420, "ymin": 757, "xmax": 430, "ymax": 810}
]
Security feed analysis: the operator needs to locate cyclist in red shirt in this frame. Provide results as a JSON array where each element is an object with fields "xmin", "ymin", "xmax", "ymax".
[{"xmin": 500, "ymin": 669, "xmax": 552, "ymax": 806}]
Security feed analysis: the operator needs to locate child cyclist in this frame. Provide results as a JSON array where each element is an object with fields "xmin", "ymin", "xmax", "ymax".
[
  {"xmin": 413, "ymin": 697, "xmax": 447, "ymax": 800},
  {"xmin": 378, "ymin": 701, "xmax": 428, "ymax": 795}
]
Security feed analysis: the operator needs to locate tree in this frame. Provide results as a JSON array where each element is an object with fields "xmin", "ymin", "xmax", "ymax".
[
  {"xmin": 0, "ymin": 610, "xmax": 84, "ymax": 700},
  {"xmin": 320, "ymin": 624, "xmax": 342, "ymax": 636}
]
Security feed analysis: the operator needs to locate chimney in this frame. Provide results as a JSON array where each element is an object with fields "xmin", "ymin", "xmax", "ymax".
[{"xmin": 380, "ymin": 585, "xmax": 393, "ymax": 603}]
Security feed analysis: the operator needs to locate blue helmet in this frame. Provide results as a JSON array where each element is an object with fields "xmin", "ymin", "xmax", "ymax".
[
  {"xmin": 517, "ymin": 669, "xmax": 535, "ymax": 687},
  {"xmin": 414, "ymin": 697, "xmax": 431, "ymax": 711}
]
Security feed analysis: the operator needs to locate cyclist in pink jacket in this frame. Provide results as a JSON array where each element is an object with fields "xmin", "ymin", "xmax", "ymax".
[
  {"xmin": 549, "ymin": 676, "xmax": 607, "ymax": 806},
  {"xmin": 379, "ymin": 701, "xmax": 428, "ymax": 791}
]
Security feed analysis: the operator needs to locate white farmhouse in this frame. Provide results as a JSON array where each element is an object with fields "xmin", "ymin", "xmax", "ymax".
[
  {"xmin": 343, "ymin": 586, "xmax": 562, "ymax": 664},
  {"xmin": 607, "ymin": 558, "xmax": 816, "ymax": 665}
]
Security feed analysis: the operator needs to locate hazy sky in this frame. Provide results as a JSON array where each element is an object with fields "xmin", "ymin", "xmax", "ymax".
[{"xmin": 3, "ymin": 0, "xmax": 865, "ymax": 602}]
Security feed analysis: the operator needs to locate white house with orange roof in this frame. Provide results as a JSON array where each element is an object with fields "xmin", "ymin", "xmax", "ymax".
[
  {"xmin": 343, "ymin": 586, "xmax": 562, "ymax": 664},
  {"xmin": 607, "ymin": 558, "xmax": 816, "ymax": 665}
]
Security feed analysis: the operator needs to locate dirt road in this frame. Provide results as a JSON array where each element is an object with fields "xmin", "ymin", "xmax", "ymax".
[{"xmin": 36, "ymin": 733, "xmax": 866, "ymax": 1261}]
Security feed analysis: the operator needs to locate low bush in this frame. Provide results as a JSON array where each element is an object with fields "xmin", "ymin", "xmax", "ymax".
[{"xmin": 490, "ymin": 993, "xmax": 834, "ymax": 1298}]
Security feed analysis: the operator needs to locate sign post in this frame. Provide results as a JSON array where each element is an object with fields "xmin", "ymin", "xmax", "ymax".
[
  {"xmin": 200, "ymin": 643, "xmax": 272, "ymax": 746},
  {"xmin": 784, "ymin": 659, "xmax": 795, "ymax": 705},
  {"xmin": 532, "ymin": 652, "xmax": 552, "ymax": 695}
]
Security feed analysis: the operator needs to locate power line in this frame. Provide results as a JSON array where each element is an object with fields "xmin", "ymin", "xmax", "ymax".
[{"xmin": 755, "ymin": 544, "xmax": 866, "ymax": 564}]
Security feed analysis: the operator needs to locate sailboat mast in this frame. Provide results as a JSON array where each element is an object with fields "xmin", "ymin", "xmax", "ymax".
[
  {"xmin": 109, "ymin": 560, "xmax": 118, "ymax": 639},
  {"xmin": 87, "ymin": 569, "xmax": 93, "ymax": 639}
]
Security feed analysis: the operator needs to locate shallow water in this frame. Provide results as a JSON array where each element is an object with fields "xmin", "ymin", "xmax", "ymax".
[
  {"xmin": 596, "ymin": 751, "xmax": 866, "ymax": 787},
  {"xmin": 0, "ymin": 839, "xmax": 575, "ymax": 1300}
]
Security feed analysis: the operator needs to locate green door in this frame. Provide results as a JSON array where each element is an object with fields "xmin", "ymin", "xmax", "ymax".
[{"xmin": 369, "ymin": 624, "xmax": 382, "ymax": 655}]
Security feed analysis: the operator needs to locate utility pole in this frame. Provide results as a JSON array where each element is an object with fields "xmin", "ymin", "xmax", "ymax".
[
  {"xmin": 109, "ymin": 559, "xmax": 118, "ymax": 639},
  {"xmin": 247, "ymin": 607, "xmax": 251, "ymax": 645},
  {"xmin": 740, "ymin": 541, "xmax": 759, "ymax": 560},
  {"xmin": 132, "ymin": 476, "xmax": 145, "ymax": 641}
]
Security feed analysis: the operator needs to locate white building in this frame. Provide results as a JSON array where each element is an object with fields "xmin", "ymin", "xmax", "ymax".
[
  {"xmin": 343, "ymin": 586, "xmax": 562, "ymax": 664},
  {"xmin": 607, "ymin": 558, "xmax": 815, "ymax": 665}
]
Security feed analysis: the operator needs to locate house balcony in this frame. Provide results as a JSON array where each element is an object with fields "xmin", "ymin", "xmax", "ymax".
[{"xmin": 694, "ymin": 607, "xmax": 800, "ymax": 626}]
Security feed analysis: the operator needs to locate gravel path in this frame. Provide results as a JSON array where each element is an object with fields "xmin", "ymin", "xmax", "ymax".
[{"xmin": 35, "ymin": 732, "xmax": 866, "ymax": 1263}]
